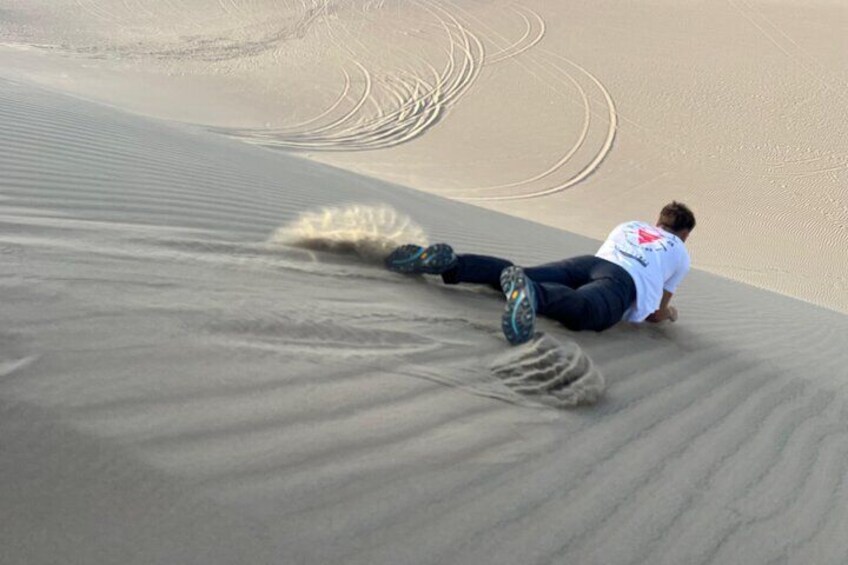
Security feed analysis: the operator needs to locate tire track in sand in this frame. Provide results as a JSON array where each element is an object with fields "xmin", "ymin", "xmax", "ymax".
[
  {"xmin": 486, "ymin": 5, "xmax": 546, "ymax": 65},
  {"xmin": 215, "ymin": 0, "xmax": 483, "ymax": 151},
  {"xmin": 214, "ymin": 1, "xmax": 615, "ymax": 201},
  {"xmin": 445, "ymin": 1, "xmax": 617, "ymax": 201}
]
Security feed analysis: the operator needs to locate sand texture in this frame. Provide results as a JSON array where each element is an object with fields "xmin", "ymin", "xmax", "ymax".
[
  {"xmin": 2, "ymin": 78, "xmax": 848, "ymax": 565},
  {"xmin": 1, "ymin": 0, "xmax": 846, "ymax": 311},
  {"xmin": 2, "ymin": 1, "xmax": 847, "ymax": 563}
]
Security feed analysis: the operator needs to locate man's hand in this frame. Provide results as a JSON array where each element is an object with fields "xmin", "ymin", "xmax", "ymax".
[
  {"xmin": 647, "ymin": 306, "xmax": 678, "ymax": 323},
  {"xmin": 646, "ymin": 290, "xmax": 678, "ymax": 323}
]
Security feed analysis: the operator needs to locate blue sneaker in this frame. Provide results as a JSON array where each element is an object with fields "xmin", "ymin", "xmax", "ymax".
[
  {"xmin": 500, "ymin": 266, "xmax": 537, "ymax": 345},
  {"xmin": 385, "ymin": 243, "xmax": 457, "ymax": 274}
]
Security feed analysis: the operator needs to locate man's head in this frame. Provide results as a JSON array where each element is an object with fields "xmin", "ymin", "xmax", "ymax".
[{"xmin": 657, "ymin": 201, "xmax": 696, "ymax": 241}]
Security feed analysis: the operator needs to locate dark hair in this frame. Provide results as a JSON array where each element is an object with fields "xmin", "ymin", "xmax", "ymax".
[{"xmin": 659, "ymin": 201, "xmax": 696, "ymax": 233}]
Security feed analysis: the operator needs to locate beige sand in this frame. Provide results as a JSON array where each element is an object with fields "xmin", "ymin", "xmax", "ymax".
[
  {"xmin": 1, "ymin": 0, "xmax": 846, "ymax": 311},
  {"xmin": 2, "ymin": 72, "xmax": 848, "ymax": 565},
  {"xmin": 2, "ymin": 2, "xmax": 848, "ymax": 563}
]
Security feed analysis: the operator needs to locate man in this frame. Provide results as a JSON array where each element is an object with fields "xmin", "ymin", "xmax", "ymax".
[{"xmin": 386, "ymin": 202, "xmax": 695, "ymax": 345}]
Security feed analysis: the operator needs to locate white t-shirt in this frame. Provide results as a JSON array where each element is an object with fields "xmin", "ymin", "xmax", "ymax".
[{"xmin": 595, "ymin": 221, "xmax": 690, "ymax": 322}]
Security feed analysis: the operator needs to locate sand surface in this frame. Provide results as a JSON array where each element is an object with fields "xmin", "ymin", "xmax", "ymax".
[
  {"xmin": 1, "ymin": 2, "xmax": 848, "ymax": 564},
  {"xmin": 1, "ymin": 0, "xmax": 846, "ymax": 311},
  {"xmin": 2, "ymin": 75, "xmax": 848, "ymax": 565}
]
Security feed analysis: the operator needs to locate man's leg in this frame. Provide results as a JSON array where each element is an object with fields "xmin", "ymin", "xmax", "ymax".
[
  {"xmin": 532, "ymin": 283, "xmax": 590, "ymax": 331},
  {"xmin": 523, "ymin": 255, "xmax": 597, "ymax": 287},
  {"xmin": 530, "ymin": 257, "xmax": 635, "ymax": 332},
  {"xmin": 534, "ymin": 280, "xmax": 626, "ymax": 331},
  {"xmin": 441, "ymin": 254, "xmax": 514, "ymax": 288},
  {"xmin": 521, "ymin": 255, "xmax": 601, "ymax": 330},
  {"xmin": 442, "ymin": 253, "xmax": 598, "ymax": 289}
]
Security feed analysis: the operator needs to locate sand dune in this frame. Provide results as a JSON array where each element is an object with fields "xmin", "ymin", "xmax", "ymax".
[
  {"xmin": 2, "ymin": 78, "xmax": 848, "ymax": 564},
  {"xmin": 2, "ymin": 0, "xmax": 845, "ymax": 311}
]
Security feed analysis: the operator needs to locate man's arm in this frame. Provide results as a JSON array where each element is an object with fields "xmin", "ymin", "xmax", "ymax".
[{"xmin": 646, "ymin": 290, "xmax": 678, "ymax": 323}]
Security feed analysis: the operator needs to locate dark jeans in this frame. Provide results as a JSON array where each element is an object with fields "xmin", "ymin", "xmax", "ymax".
[{"xmin": 442, "ymin": 254, "xmax": 636, "ymax": 331}]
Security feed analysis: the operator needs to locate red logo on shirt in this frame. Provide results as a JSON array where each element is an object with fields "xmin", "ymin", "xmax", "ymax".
[{"xmin": 637, "ymin": 228, "xmax": 663, "ymax": 245}]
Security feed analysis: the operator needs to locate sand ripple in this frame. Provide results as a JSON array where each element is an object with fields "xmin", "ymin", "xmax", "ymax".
[{"xmin": 2, "ymin": 77, "xmax": 848, "ymax": 565}]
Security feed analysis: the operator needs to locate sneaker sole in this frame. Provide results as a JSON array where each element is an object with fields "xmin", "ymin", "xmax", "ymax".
[
  {"xmin": 386, "ymin": 243, "xmax": 456, "ymax": 274},
  {"xmin": 385, "ymin": 244, "xmax": 426, "ymax": 273},
  {"xmin": 500, "ymin": 267, "xmax": 536, "ymax": 345}
]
